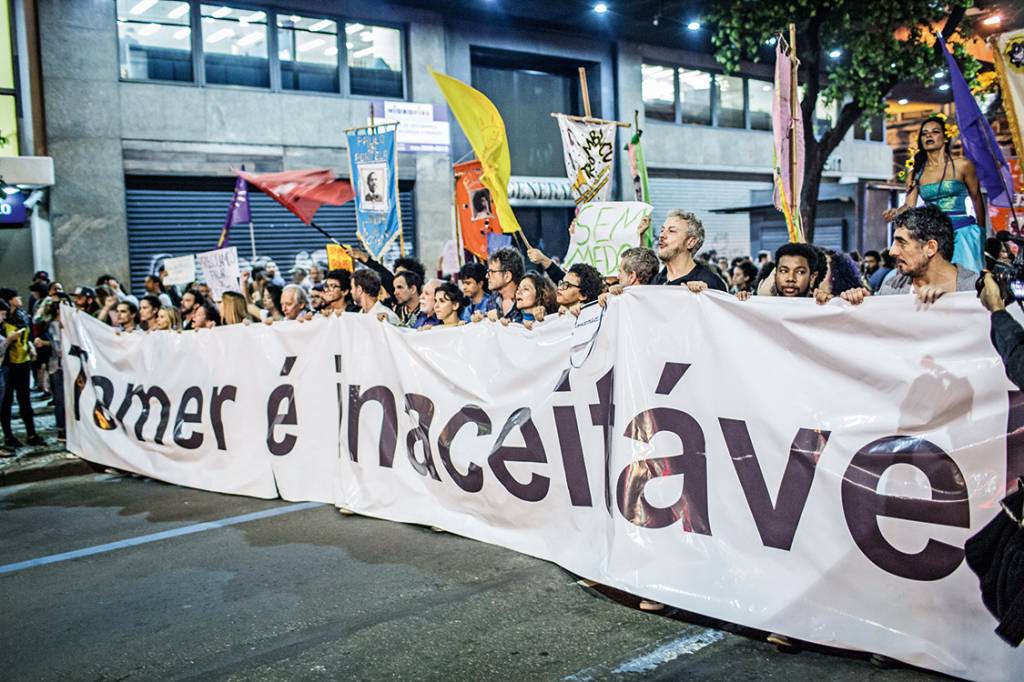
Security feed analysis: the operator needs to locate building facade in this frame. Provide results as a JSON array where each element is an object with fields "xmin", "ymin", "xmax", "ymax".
[{"xmin": 0, "ymin": 0, "xmax": 893, "ymax": 292}]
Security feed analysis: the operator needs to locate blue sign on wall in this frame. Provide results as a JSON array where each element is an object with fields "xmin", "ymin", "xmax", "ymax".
[{"xmin": 0, "ymin": 192, "xmax": 27, "ymax": 225}]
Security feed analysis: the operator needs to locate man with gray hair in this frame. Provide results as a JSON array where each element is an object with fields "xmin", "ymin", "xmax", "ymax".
[
  {"xmin": 653, "ymin": 209, "xmax": 726, "ymax": 292},
  {"xmin": 280, "ymin": 284, "xmax": 310, "ymax": 320},
  {"xmin": 619, "ymin": 246, "xmax": 660, "ymax": 287}
]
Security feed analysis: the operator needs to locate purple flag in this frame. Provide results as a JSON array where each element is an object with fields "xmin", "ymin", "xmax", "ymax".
[
  {"xmin": 217, "ymin": 169, "xmax": 252, "ymax": 248},
  {"xmin": 938, "ymin": 34, "xmax": 1015, "ymax": 208}
]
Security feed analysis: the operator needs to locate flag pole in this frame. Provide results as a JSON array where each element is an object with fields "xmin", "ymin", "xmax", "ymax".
[
  {"xmin": 248, "ymin": 220, "xmax": 257, "ymax": 260},
  {"xmin": 788, "ymin": 23, "xmax": 800, "ymax": 242},
  {"xmin": 308, "ymin": 220, "xmax": 341, "ymax": 245}
]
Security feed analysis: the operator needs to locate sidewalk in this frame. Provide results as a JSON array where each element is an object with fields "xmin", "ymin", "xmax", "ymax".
[{"xmin": 0, "ymin": 390, "xmax": 93, "ymax": 485}]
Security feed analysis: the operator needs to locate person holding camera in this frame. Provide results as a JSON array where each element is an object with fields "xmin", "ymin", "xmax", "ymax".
[{"xmin": 979, "ymin": 272, "xmax": 1024, "ymax": 390}]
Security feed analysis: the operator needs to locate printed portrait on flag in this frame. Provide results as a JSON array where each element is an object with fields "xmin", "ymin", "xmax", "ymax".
[
  {"xmin": 347, "ymin": 125, "xmax": 401, "ymax": 260},
  {"xmin": 357, "ymin": 163, "xmax": 389, "ymax": 213},
  {"xmin": 470, "ymin": 188, "xmax": 493, "ymax": 220}
]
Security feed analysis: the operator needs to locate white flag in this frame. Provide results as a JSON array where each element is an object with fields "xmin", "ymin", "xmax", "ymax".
[{"xmin": 994, "ymin": 30, "xmax": 1024, "ymax": 161}]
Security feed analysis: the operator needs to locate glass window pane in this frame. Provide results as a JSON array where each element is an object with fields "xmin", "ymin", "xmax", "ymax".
[
  {"xmin": 277, "ymin": 15, "xmax": 338, "ymax": 93},
  {"xmin": 642, "ymin": 64, "xmax": 675, "ymax": 122},
  {"xmin": 0, "ymin": 95, "xmax": 19, "ymax": 157},
  {"xmin": 855, "ymin": 115, "xmax": 884, "ymax": 142},
  {"xmin": 346, "ymin": 23, "xmax": 403, "ymax": 98},
  {"xmin": 749, "ymin": 79, "xmax": 772, "ymax": 131},
  {"xmin": 678, "ymin": 69, "xmax": 711, "ymax": 125},
  {"xmin": 200, "ymin": 5, "xmax": 268, "ymax": 88},
  {"xmin": 116, "ymin": 0, "xmax": 192, "ymax": 82},
  {"xmin": 716, "ymin": 74, "xmax": 744, "ymax": 128}
]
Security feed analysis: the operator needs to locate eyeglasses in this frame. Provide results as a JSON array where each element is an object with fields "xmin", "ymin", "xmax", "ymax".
[
  {"xmin": 323, "ymin": 283, "xmax": 343, "ymax": 291},
  {"xmin": 557, "ymin": 281, "xmax": 580, "ymax": 290}
]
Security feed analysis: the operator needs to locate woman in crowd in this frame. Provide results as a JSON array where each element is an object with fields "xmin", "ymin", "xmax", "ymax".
[
  {"xmin": 509, "ymin": 273, "xmax": 558, "ymax": 329},
  {"xmin": 431, "ymin": 282, "xmax": 466, "ymax": 328},
  {"xmin": 154, "ymin": 306, "xmax": 182, "ymax": 331},
  {"xmin": 814, "ymin": 249, "xmax": 864, "ymax": 304},
  {"xmin": 220, "ymin": 291, "xmax": 251, "ymax": 325},
  {"xmin": 883, "ymin": 114, "xmax": 985, "ymax": 272},
  {"xmin": 259, "ymin": 283, "xmax": 285, "ymax": 322},
  {"xmin": 731, "ymin": 261, "xmax": 759, "ymax": 295},
  {"xmin": 32, "ymin": 298, "xmax": 66, "ymax": 441},
  {"xmin": 191, "ymin": 301, "xmax": 220, "ymax": 330},
  {"xmin": 138, "ymin": 294, "xmax": 162, "ymax": 331}
]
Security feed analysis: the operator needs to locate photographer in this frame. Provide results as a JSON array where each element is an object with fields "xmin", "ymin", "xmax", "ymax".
[{"xmin": 980, "ymin": 272, "xmax": 1024, "ymax": 390}]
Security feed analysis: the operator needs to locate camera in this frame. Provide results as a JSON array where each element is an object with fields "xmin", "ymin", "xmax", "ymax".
[{"xmin": 982, "ymin": 231, "xmax": 1024, "ymax": 304}]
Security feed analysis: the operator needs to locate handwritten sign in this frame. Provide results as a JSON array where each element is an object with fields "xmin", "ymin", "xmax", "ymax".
[
  {"xmin": 196, "ymin": 246, "xmax": 241, "ymax": 302},
  {"xmin": 563, "ymin": 201, "xmax": 653, "ymax": 276},
  {"xmin": 162, "ymin": 255, "xmax": 196, "ymax": 287}
]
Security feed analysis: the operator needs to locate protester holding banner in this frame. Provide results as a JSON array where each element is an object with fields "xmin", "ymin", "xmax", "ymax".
[
  {"xmin": 280, "ymin": 285, "xmax": 310, "ymax": 321},
  {"xmin": 844, "ymin": 206, "xmax": 977, "ymax": 305},
  {"xmin": 457, "ymin": 263, "xmax": 491, "ymax": 322},
  {"xmin": 219, "ymin": 292, "xmax": 251, "ymax": 326},
  {"xmin": 654, "ymin": 210, "xmax": 727, "ymax": 292},
  {"xmin": 179, "ymin": 289, "xmax": 204, "ymax": 331},
  {"xmin": 138, "ymin": 295, "xmax": 161, "ymax": 332},
  {"xmin": 114, "ymin": 300, "xmax": 140, "ymax": 333},
  {"xmin": 351, "ymin": 269, "xmax": 400, "ymax": 325},
  {"xmin": 480, "ymin": 247, "xmax": 525, "ymax": 324},
  {"xmin": 260, "ymin": 284, "xmax": 285, "ymax": 323},
  {"xmin": 431, "ymin": 282, "xmax": 466, "ymax": 328},
  {"xmin": 155, "ymin": 306, "xmax": 183, "ymax": 332},
  {"xmin": 506, "ymin": 272, "xmax": 558, "ymax": 329},
  {"xmin": 412, "ymin": 279, "xmax": 441, "ymax": 329},
  {"xmin": 555, "ymin": 264, "xmax": 603, "ymax": 312},
  {"xmin": 730, "ymin": 261, "xmax": 759, "ymax": 295},
  {"xmin": 739, "ymin": 243, "xmax": 819, "ymax": 301},
  {"xmin": 191, "ymin": 301, "xmax": 220, "ymax": 330},
  {"xmin": 392, "ymin": 271, "xmax": 423, "ymax": 327}
]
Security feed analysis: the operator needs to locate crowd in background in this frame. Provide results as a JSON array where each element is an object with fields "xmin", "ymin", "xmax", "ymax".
[{"xmin": 0, "ymin": 203, "xmax": 1015, "ymax": 456}]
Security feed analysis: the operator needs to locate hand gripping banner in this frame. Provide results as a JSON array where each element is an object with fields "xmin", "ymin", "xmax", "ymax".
[{"xmin": 61, "ymin": 293, "xmax": 1024, "ymax": 681}]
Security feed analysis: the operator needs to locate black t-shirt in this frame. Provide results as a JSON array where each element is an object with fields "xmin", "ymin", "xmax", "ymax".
[{"xmin": 654, "ymin": 263, "xmax": 728, "ymax": 291}]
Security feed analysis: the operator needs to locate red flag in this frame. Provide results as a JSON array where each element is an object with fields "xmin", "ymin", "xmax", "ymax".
[{"xmin": 239, "ymin": 169, "xmax": 354, "ymax": 224}]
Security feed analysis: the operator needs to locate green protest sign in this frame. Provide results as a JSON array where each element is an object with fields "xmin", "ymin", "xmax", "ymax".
[{"xmin": 564, "ymin": 201, "xmax": 653, "ymax": 276}]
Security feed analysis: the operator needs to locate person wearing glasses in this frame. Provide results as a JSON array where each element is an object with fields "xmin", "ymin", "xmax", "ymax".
[
  {"xmin": 474, "ymin": 247, "xmax": 525, "ymax": 324},
  {"xmin": 555, "ymin": 263, "xmax": 604, "ymax": 314},
  {"xmin": 319, "ymin": 269, "xmax": 357, "ymax": 316}
]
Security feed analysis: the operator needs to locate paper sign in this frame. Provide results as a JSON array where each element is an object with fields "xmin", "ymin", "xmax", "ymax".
[
  {"xmin": 563, "ymin": 201, "xmax": 653, "ymax": 276},
  {"xmin": 162, "ymin": 255, "xmax": 196, "ymax": 287},
  {"xmin": 196, "ymin": 246, "xmax": 241, "ymax": 302},
  {"xmin": 327, "ymin": 243, "xmax": 353, "ymax": 272},
  {"xmin": 441, "ymin": 239, "xmax": 460, "ymax": 275}
]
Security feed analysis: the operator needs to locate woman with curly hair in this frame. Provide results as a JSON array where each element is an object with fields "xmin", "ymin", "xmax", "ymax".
[
  {"xmin": 883, "ymin": 114, "xmax": 985, "ymax": 272},
  {"xmin": 507, "ymin": 272, "xmax": 558, "ymax": 330}
]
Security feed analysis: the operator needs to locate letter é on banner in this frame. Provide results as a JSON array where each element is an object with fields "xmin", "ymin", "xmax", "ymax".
[{"xmin": 719, "ymin": 419, "xmax": 830, "ymax": 550}]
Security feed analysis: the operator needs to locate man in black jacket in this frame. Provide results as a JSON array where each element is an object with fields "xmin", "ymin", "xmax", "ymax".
[{"xmin": 981, "ymin": 272, "xmax": 1024, "ymax": 390}]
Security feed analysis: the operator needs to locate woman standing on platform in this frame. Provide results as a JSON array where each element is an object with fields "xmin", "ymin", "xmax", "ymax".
[{"xmin": 883, "ymin": 114, "xmax": 985, "ymax": 272}]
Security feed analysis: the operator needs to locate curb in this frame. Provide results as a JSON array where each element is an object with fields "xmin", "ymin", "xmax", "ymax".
[{"xmin": 0, "ymin": 457, "xmax": 96, "ymax": 487}]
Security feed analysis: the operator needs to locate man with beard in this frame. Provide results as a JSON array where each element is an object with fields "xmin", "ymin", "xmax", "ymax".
[
  {"xmin": 653, "ymin": 209, "xmax": 727, "ymax": 293},
  {"xmin": 842, "ymin": 205, "xmax": 976, "ymax": 305},
  {"xmin": 735, "ymin": 242, "xmax": 819, "ymax": 301}
]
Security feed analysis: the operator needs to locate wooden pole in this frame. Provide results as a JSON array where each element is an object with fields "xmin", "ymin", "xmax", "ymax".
[
  {"xmin": 788, "ymin": 23, "xmax": 799, "ymax": 241},
  {"xmin": 579, "ymin": 66, "xmax": 592, "ymax": 119}
]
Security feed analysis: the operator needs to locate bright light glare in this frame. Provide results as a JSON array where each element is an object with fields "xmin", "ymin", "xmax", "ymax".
[{"xmin": 594, "ymin": 3, "xmax": 608, "ymax": 13}]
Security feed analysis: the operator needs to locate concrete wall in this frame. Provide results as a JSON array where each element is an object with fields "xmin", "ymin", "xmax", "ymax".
[{"xmin": 36, "ymin": 0, "xmax": 453, "ymax": 292}]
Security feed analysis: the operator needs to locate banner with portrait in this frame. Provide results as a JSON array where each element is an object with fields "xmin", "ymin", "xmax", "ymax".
[
  {"xmin": 454, "ymin": 160, "xmax": 503, "ymax": 261},
  {"xmin": 347, "ymin": 125, "xmax": 402, "ymax": 261}
]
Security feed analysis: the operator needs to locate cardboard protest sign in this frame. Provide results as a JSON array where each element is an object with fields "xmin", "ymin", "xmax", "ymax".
[
  {"xmin": 326, "ymin": 243, "xmax": 353, "ymax": 272},
  {"xmin": 162, "ymin": 255, "xmax": 196, "ymax": 286},
  {"xmin": 563, "ymin": 201, "xmax": 653, "ymax": 276},
  {"xmin": 196, "ymin": 246, "xmax": 241, "ymax": 302}
]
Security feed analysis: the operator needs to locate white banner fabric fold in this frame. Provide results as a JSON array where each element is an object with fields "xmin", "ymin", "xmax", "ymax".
[{"xmin": 62, "ymin": 291, "xmax": 1024, "ymax": 681}]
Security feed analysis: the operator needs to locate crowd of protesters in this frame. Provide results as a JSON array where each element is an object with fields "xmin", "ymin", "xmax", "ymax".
[{"xmin": 0, "ymin": 203, "xmax": 1013, "ymax": 456}]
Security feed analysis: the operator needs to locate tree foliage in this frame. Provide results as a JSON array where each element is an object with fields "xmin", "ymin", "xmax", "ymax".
[{"xmin": 706, "ymin": 0, "xmax": 979, "ymax": 240}]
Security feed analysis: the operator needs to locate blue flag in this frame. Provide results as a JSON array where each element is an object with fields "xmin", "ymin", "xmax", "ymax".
[
  {"xmin": 218, "ymin": 167, "xmax": 251, "ymax": 248},
  {"xmin": 347, "ymin": 127, "xmax": 402, "ymax": 260},
  {"xmin": 938, "ymin": 34, "xmax": 1015, "ymax": 208}
]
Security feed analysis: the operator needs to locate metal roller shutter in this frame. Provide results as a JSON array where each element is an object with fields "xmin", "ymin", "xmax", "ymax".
[
  {"xmin": 648, "ymin": 176, "xmax": 771, "ymax": 258},
  {"xmin": 125, "ymin": 181, "xmax": 415, "ymax": 292}
]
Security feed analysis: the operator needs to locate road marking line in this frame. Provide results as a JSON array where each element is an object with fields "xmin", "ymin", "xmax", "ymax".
[
  {"xmin": 611, "ymin": 630, "xmax": 725, "ymax": 673},
  {"xmin": 0, "ymin": 501, "xmax": 322, "ymax": 576}
]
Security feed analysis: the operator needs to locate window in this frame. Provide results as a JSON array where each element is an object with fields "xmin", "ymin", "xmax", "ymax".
[
  {"xmin": 678, "ymin": 69, "xmax": 711, "ymax": 125},
  {"xmin": 855, "ymin": 114, "xmax": 885, "ymax": 142},
  {"xmin": 346, "ymin": 23, "xmax": 403, "ymax": 98},
  {"xmin": 116, "ymin": 0, "xmax": 193, "ymax": 82},
  {"xmin": 200, "ymin": 5, "xmax": 268, "ymax": 88},
  {"xmin": 642, "ymin": 64, "xmax": 675, "ymax": 122},
  {"xmin": 278, "ymin": 15, "xmax": 339, "ymax": 93},
  {"xmin": 748, "ymin": 79, "xmax": 772, "ymax": 131},
  {"xmin": 716, "ymin": 74, "xmax": 744, "ymax": 128}
]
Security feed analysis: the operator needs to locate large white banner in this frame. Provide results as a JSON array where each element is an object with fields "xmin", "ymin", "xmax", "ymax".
[{"xmin": 62, "ymin": 291, "xmax": 1024, "ymax": 681}]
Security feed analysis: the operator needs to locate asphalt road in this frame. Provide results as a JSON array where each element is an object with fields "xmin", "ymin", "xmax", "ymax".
[{"xmin": 0, "ymin": 474, "xmax": 943, "ymax": 681}]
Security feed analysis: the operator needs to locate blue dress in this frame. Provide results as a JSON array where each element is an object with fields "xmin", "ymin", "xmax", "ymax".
[{"xmin": 918, "ymin": 179, "xmax": 984, "ymax": 273}]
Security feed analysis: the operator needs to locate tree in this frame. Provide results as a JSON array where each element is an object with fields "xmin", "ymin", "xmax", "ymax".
[{"xmin": 707, "ymin": 0, "xmax": 980, "ymax": 242}]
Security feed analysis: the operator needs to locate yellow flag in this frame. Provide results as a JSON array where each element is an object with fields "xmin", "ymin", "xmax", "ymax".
[{"xmin": 430, "ymin": 68, "xmax": 521, "ymax": 234}]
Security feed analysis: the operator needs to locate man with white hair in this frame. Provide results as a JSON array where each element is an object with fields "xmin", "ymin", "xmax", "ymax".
[
  {"xmin": 280, "ymin": 284, "xmax": 309, "ymax": 321},
  {"xmin": 654, "ymin": 209, "xmax": 727, "ymax": 292}
]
